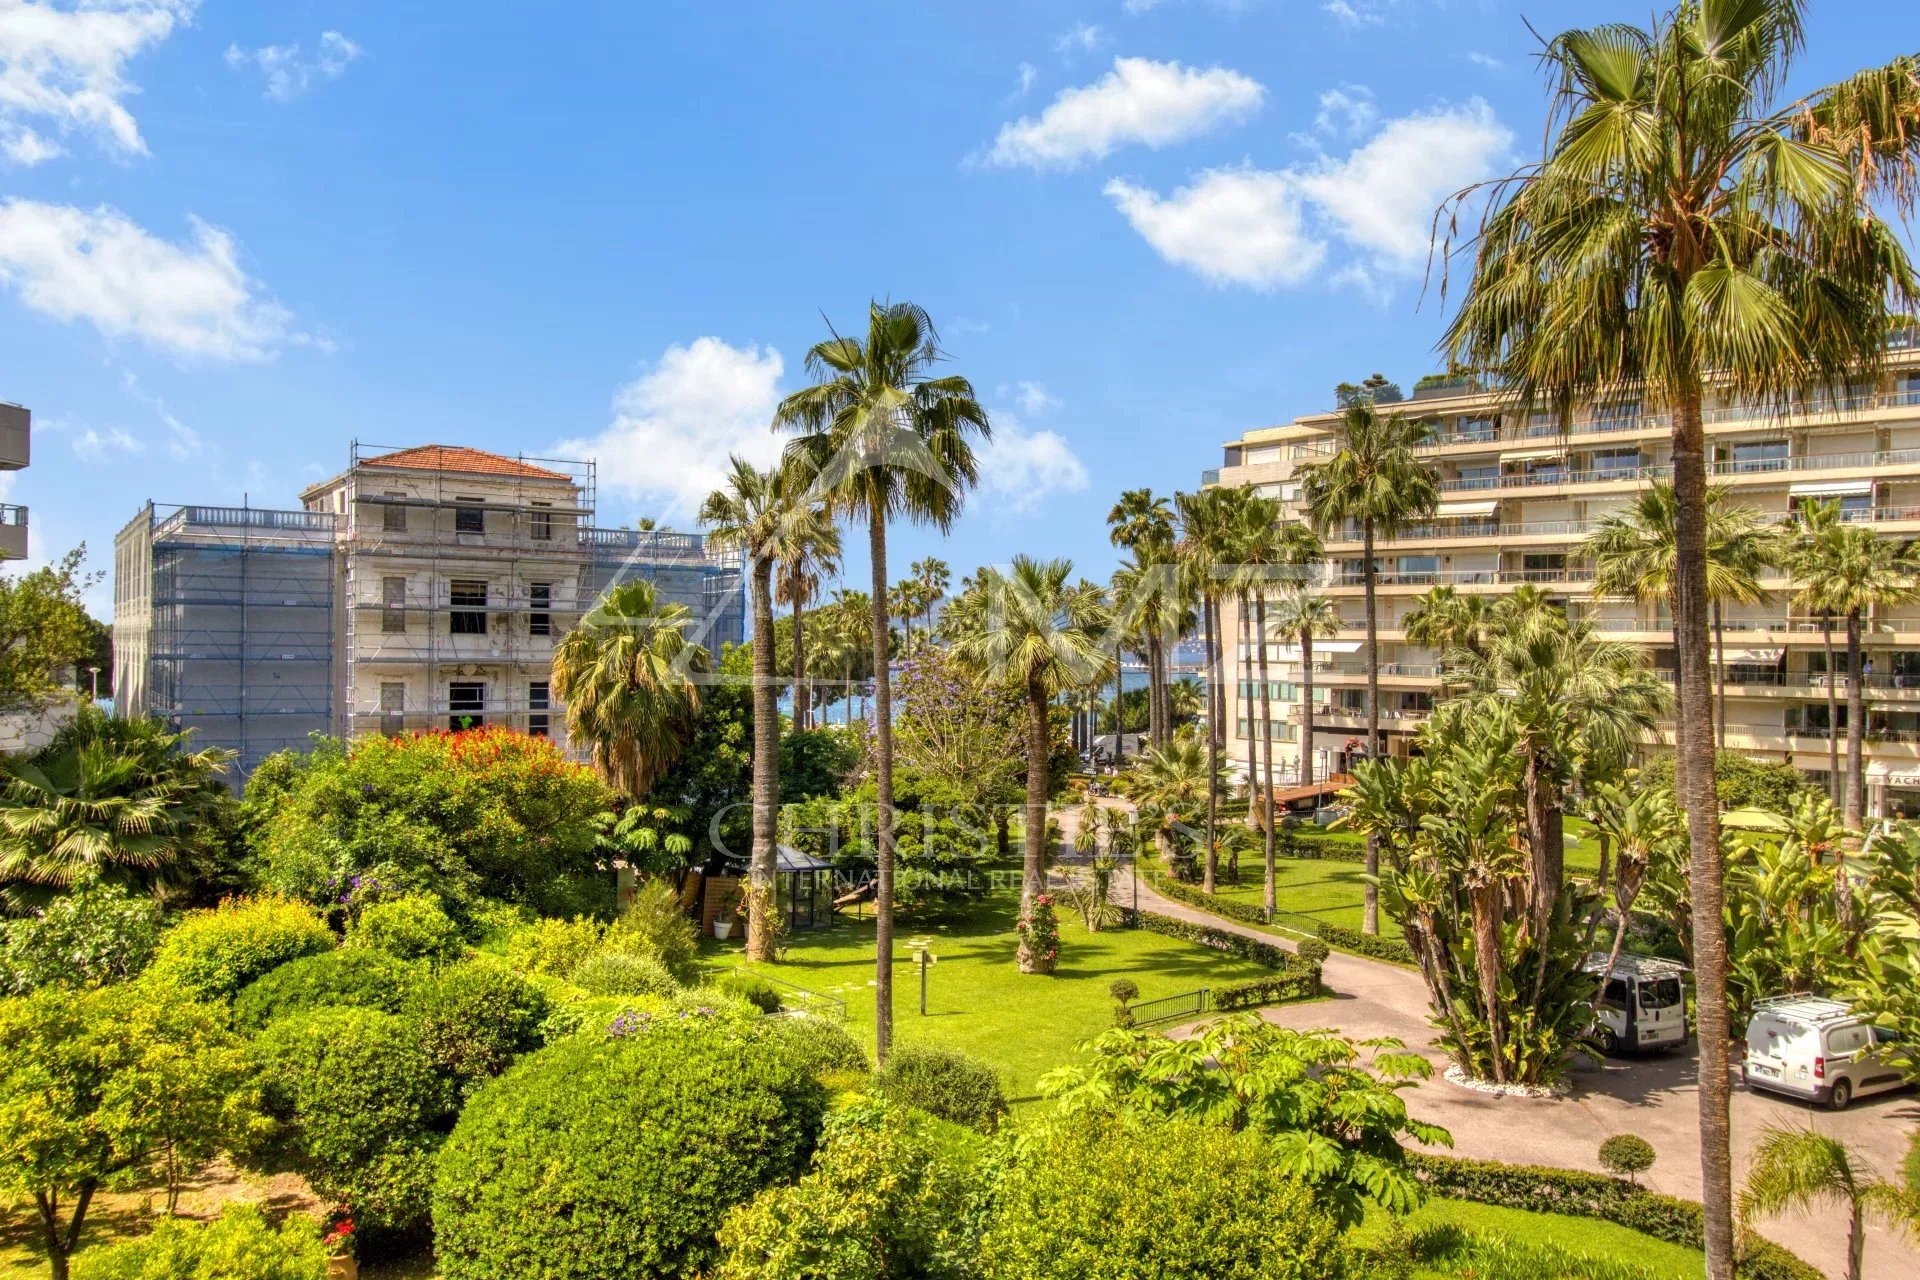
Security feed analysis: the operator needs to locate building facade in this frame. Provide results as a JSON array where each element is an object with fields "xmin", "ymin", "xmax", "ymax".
[
  {"xmin": 1211, "ymin": 339, "xmax": 1920, "ymax": 817},
  {"xmin": 114, "ymin": 443, "xmax": 744, "ymax": 778},
  {"xmin": 0, "ymin": 402, "xmax": 30, "ymax": 562}
]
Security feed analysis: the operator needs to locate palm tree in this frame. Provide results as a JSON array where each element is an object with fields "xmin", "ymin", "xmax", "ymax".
[
  {"xmin": 0, "ymin": 708, "xmax": 236, "ymax": 906},
  {"xmin": 1110, "ymin": 555, "xmax": 1194, "ymax": 753},
  {"xmin": 910, "ymin": 556, "xmax": 950, "ymax": 637},
  {"xmin": 1297, "ymin": 397, "xmax": 1437, "ymax": 933},
  {"xmin": 1133, "ymin": 732, "xmax": 1219, "ymax": 872},
  {"xmin": 1807, "ymin": 525, "xmax": 1920, "ymax": 828},
  {"xmin": 1443, "ymin": 10, "xmax": 1920, "ymax": 1266},
  {"xmin": 775, "ymin": 301, "xmax": 990, "ymax": 1062},
  {"xmin": 1790, "ymin": 499, "xmax": 1848, "ymax": 805},
  {"xmin": 1739, "ymin": 1125, "xmax": 1920, "ymax": 1280},
  {"xmin": 552, "ymin": 579, "xmax": 707, "ymax": 798},
  {"xmin": 699, "ymin": 456, "xmax": 826, "ymax": 963},
  {"xmin": 1175, "ymin": 487, "xmax": 1242, "ymax": 894},
  {"xmin": 773, "ymin": 478, "xmax": 841, "ymax": 733},
  {"xmin": 1403, "ymin": 584, "xmax": 1494, "ymax": 686},
  {"xmin": 1109, "ymin": 489, "xmax": 1177, "ymax": 749},
  {"xmin": 1268, "ymin": 588, "xmax": 1341, "ymax": 799},
  {"xmin": 889, "ymin": 578, "xmax": 924, "ymax": 646}
]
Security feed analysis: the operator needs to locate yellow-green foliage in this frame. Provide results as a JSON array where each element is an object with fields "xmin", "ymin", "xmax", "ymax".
[
  {"xmin": 149, "ymin": 897, "xmax": 335, "ymax": 1003},
  {"xmin": 72, "ymin": 1203, "xmax": 327, "ymax": 1280}
]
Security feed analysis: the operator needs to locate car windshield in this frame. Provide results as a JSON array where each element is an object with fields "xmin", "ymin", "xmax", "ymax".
[{"xmin": 1639, "ymin": 977, "xmax": 1683, "ymax": 1010}]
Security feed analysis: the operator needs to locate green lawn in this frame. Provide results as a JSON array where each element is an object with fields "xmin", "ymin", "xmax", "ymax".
[
  {"xmin": 1355, "ymin": 1197, "xmax": 1708, "ymax": 1279},
  {"xmin": 710, "ymin": 878, "xmax": 1285, "ymax": 1105}
]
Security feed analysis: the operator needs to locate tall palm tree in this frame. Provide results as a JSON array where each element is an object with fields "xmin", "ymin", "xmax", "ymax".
[
  {"xmin": 1175, "ymin": 487, "xmax": 1243, "ymax": 894},
  {"xmin": 1806, "ymin": 524, "xmax": 1920, "ymax": 828},
  {"xmin": 552, "ymin": 578, "xmax": 708, "ymax": 798},
  {"xmin": 1442, "ymin": 11, "xmax": 1920, "ymax": 1260},
  {"xmin": 1403, "ymin": 585, "xmax": 1494, "ymax": 683},
  {"xmin": 699, "ymin": 456, "xmax": 827, "ymax": 963},
  {"xmin": 910, "ymin": 556, "xmax": 950, "ymax": 637},
  {"xmin": 1268, "ymin": 588, "xmax": 1341, "ymax": 800},
  {"xmin": 949, "ymin": 557, "xmax": 1112, "ymax": 971},
  {"xmin": 1110, "ymin": 554, "xmax": 1193, "ymax": 753},
  {"xmin": 775, "ymin": 301, "xmax": 990, "ymax": 1063},
  {"xmin": 773, "ymin": 479, "xmax": 841, "ymax": 733},
  {"xmin": 1738, "ymin": 1124, "xmax": 1920, "ymax": 1280},
  {"xmin": 1790, "ymin": 499, "xmax": 1848, "ymax": 805},
  {"xmin": 1297, "ymin": 397, "xmax": 1437, "ymax": 933},
  {"xmin": 1109, "ymin": 489, "xmax": 1177, "ymax": 750}
]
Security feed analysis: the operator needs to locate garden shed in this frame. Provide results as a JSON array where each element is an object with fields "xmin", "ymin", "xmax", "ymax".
[{"xmin": 699, "ymin": 845, "xmax": 837, "ymax": 938}]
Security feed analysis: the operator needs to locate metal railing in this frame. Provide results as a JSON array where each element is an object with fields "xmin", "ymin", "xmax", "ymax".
[
  {"xmin": 0, "ymin": 503, "xmax": 26, "ymax": 526},
  {"xmin": 1130, "ymin": 988, "xmax": 1213, "ymax": 1025}
]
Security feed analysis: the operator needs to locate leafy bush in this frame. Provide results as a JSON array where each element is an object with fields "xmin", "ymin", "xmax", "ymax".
[
  {"xmin": 0, "ymin": 877, "xmax": 163, "ymax": 994},
  {"xmin": 71, "ymin": 1202, "xmax": 328, "ymax": 1280},
  {"xmin": 405, "ymin": 960, "xmax": 550, "ymax": 1087},
  {"xmin": 1599, "ymin": 1134, "xmax": 1658, "ymax": 1185},
  {"xmin": 875, "ymin": 1046, "xmax": 1008, "ymax": 1133},
  {"xmin": 347, "ymin": 893, "xmax": 464, "ymax": 962},
  {"xmin": 242, "ymin": 729, "xmax": 612, "ymax": 916},
  {"xmin": 1213, "ymin": 966, "xmax": 1321, "ymax": 1012},
  {"xmin": 748, "ymin": 1013, "xmax": 868, "ymax": 1080},
  {"xmin": 149, "ymin": 897, "xmax": 336, "ymax": 1002},
  {"xmin": 1142, "ymin": 868, "xmax": 1277, "ymax": 931},
  {"xmin": 980, "ymin": 1119, "xmax": 1346, "ymax": 1280},
  {"xmin": 571, "ymin": 950, "xmax": 682, "ymax": 999},
  {"xmin": 1434, "ymin": 1234, "xmax": 1664, "ymax": 1280},
  {"xmin": 603, "ymin": 878, "xmax": 701, "ymax": 983},
  {"xmin": 500, "ymin": 916, "xmax": 604, "ymax": 978},
  {"xmin": 1319, "ymin": 921, "xmax": 1417, "ymax": 965},
  {"xmin": 714, "ymin": 970, "xmax": 781, "ymax": 1013},
  {"xmin": 535, "ymin": 993, "xmax": 680, "ymax": 1042},
  {"xmin": 234, "ymin": 949, "xmax": 428, "ymax": 1032},
  {"xmin": 248, "ymin": 1007, "xmax": 455, "ymax": 1234},
  {"xmin": 1296, "ymin": 937, "xmax": 1332, "ymax": 964},
  {"xmin": 1124, "ymin": 908, "xmax": 1290, "ymax": 969},
  {"xmin": 714, "ymin": 1099, "xmax": 983, "ymax": 1280},
  {"xmin": 433, "ymin": 1014, "xmax": 828, "ymax": 1280},
  {"xmin": 778, "ymin": 729, "xmax": 860, "ymax": 804},
  {"xmin": 1641, "ymin": 752, "xmax": 1814, "ymax": 814}
]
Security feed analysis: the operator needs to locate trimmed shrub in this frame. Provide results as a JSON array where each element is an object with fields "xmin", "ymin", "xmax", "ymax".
[
  {"xmin": 248, "ymin": 1007, "xmax": 455, "ymax": 1234},
  {"xmin": 603, "ymin": 878, "xmax": 701, "ymax": 984},
  {"xmin": 150, "ymin": 897, "xmax": 335, "ymax": 1003},
  {"xmin": 875, "ymin": 1046, "xmax": 1007, "ymax": 1133},
  {"xmin": 714, "ymin": 971, "xmax": 781, "ymax": 1013},
  {"xmin": 1296, "ymin": 937, "xmax": 1332, "ymax": 964},
  {"xmin": 1142, "ymin": 869, "xmax": 1275, "ymax": 931},
  {"xmin": 234, "ymin": 949, "xmax": 427, "ymax": 1032},
  {"xmin": 1213, "ymin": 966, "xmax": 1322, "ymax": 1012},
  {"xmin": 536, "ymin": 993, "xmax": 680, "ymax": 1042},
  {"xmin": 347, "ymin": 893, "xmax": 464, "ymax": 963},
  {"xmin": 1319, "ymin": 922, "xmax": 1417, "ymax": 966},
  {"xmin": 406, "ymin": 960, "xmax": 550, "ymax": 1087},
  {"xmin": 71, "ymin": 1202, "xmax": 327, "ymax": 1280},
  {"xmin": 500, "ymin": 916, "xmax": 604, "ymax": 978},
  {"xmin": 571, "ymin": 951, "xmax": 682, "ymax": 1000},
  {"xmin": 433, "ymin": 1013, "xmax": 828, "ymax": 1280},
  {"xmin": 980, "ymin": 1119, "xmax": 1346, "ymax": 1279},
  {"xmin": 1599, "ymin": 1134, "xmax": 1658, "ymax": 1185},
  {"xmin": 1125, "ymin": 908, "xmax": 1290, "ymax": 969},
  {"xmin": 749, "ymin": 1013, "xmax": 869, "ymax": 1079}
]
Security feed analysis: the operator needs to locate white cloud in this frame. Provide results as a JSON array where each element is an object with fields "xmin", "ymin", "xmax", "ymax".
[
  {"xmin": 559, "ymin": 337, "xmax": 787, "ymax": 517},
  {"xmin": 0, "ymin": 199, "xmax": 301, "ymax": 360},
  {"xmin": 0, "ymin": 0, "xmax": 194, "ymax": 161},
  {"xmin": 1467, "ymin": 51, "xmax": 1503, "ymax": 69},
  {"xmin": 1296, "ymin": 97, "xmax": 1511, "ymax": 268},
  {"xmin": 1105, "ymin": 168, "xmax": 1327, "ymax": 290},
  {"xmin": 225, "ymin": 30, "xmax": 361, "ymax": 101},
  {"xmin": 1011, "ymin": 61, "xmax": 1036, "ymax": 99},
  {"xmin": 71, "ymin": 423, "xmax": 143, "ymax": 461},
  {"xmin": 1323, "ymin": 0, "xmax": 1387, "ymax": 25},
  {"xmin": 1308, "ymin": 84, "xmax": 1375, "ymax": 138},
  {"xmin": 1053, "ymin": 22, "xmax": 1105, "ymax": 54},
  {"xmin": 119, "ymin": 367, "xmax": 202, "ymax": 456},
  {"xmin": 1013, "ymin": 380, "xmax": 1061, "ymax": 415},
  {"xmin": 3, "ymin": 126, "xmax": 60, "ymax": 164},
  {"xmin": 985, "ymin": 56, "xmax": 1264, "ymax": 170},
  {"xmin": 977, "ymin": 413, "xmax": 1088, "ymax": 513}
]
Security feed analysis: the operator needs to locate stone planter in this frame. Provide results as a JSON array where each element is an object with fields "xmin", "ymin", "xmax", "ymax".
[{"xmin": 327, "ymin": 1256, "xmax": 358, "ymax": 1280}]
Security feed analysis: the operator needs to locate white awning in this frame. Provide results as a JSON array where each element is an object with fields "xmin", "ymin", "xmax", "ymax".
[
  {"xmin": 1271, "ymin": 641, "xmax": 1363, "ymax": 660},
  {"xmin": 1789, "ymin": 480, "xmax": 1873, "ymax": 498},
  {"xmin": 1721, "ymin": 647, "xmax": 1784, "ymax": 663},
  {"xmin": 1435, "ymin": 499, "xmax": 1499, "ymax": 518},
  {"xmin": 1502, "ymin": 447, "xmax": 1564, "ymax": 462}
]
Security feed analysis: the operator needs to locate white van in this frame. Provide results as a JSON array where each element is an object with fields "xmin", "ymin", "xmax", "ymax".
[
  {"xmin": 1743, "ymin": 996, "xmax": 1907, "ymax": 1110},
  {"xmin": 1584, "ymin": 952, "xmax": 1690, "ymax": 1054}
]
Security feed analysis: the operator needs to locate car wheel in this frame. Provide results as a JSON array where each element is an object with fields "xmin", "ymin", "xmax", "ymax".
[
  {"xmin": 1827, "ymin": 1079, "xmax": 1853, "ymax": 1111},
  {"xmin": 1597, "ymin": 1027, "xmax": 1620, "ymax": 1057}
]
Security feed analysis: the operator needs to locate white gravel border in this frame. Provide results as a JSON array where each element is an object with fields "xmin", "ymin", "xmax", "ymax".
[{"xmin": 1442, "ymin": 1065, "xmax": 1573, "ymax": 1099}]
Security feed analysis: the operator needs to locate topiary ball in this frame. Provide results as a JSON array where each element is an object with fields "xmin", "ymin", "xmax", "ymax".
[
  {"xmin": 875, "ymin": 1045, "xmax": 1008, "ymax": 1133},
  {"xmin": 348, "ymin": 893, "xmax": 465, "ymax": 962},
  {"xmin": 1599, "ymin": 1133, "xmax": 1657, "ymax": 1183},
  {"xmin": 405, "ymin": 959, "xmax": 550, "ymax": 1087},
  {"xmin": 1296, "ymin": 938, "xmax": 1332, "ymax": 964},
  {"xmin": 571, "ymin": 951, "xmax": 682, "ymax": 1000},
  {"xmin": 234, "ymin": 948, "xmax": 428, "ymax": 1032},
  {"xmin": 433, "ymin": 1013, "xmax": 827, "ymax": 1280},
  {"xmin": 149, "ymin": 897, "xmax": 336, "ymax": 1002}
]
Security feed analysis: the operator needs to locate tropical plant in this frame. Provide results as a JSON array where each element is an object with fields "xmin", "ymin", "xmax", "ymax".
[
  {"xmin": 1738, "ymin": 1124, "xmax": 1920, "ymax": 1280},
  {"xmin": 1131, "ymin": 732, "xmax": 1220, "ymax": 879},
  {"xmin": 1266, "ymin": 587, "xmax": 1340, "ymax": 797},
  {"xmin": 551, "ymin": 578, "xmax": 709, "ymax": 798},
  {"xmin": 772, "ymin": 470, "xmax": 841, "ymax": 734},
  {"xmin": 1789, "ymin": 497, "xmax": 1849, "ymax": 804},
  {"xmin": 1847, "ymin": 822, "xmax": 1920, "ymax": 1078},
  {"xmin": 0, "ymin": 876, "xmax": 162, "ymax": 994},
  {"xmin": 0, "ymin": 708, "xmax": 236, "ymax": 908},
  {"xmin": 1108, "ymin": 489, "xmax": 1178, "ymax": 750},
  {"xmin": 775, "ymin": 301, "xmax": 989, "ymax": 1061},
  {"xmin": 910, "ymin": 556, "xmax": 951, "ymax": 637},
  {"xmin": 1297, "ymin": 398, "xmax": 1437, "ymax": 933},
  {"xmin": 1173, "ymin": 487, "xmax": 1241, "ymax": 894},
  {"xmin": 1440, "ymin": 6, "xmax": 1920, "ymax": 1269},
  {"xmin": 949, "ymin": 557, "xmax": 1110, "ymax": 971}
]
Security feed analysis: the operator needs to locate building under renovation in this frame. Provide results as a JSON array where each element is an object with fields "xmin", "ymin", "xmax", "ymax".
[{"xmin": 113, "ymin": 443, "xmax": 744, "ymax": 778}]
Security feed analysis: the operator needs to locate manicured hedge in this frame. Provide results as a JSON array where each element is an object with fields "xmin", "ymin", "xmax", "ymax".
[
  {"xmin": 1213, "ymin": 966, "xmax": 1322, "ymax": 1011},
  {"xmin": 875, "ymin": 1046, "xmax": 1008, "ymax": 1133},
  {"xmin": 1288, "ymin": 832, "xmax": 1366, "ymax": 863},
  {"xmin": 1408, "ymin": 1153, "xmax": 1822, "ymax": 1280},
  {"xmin": 1318, "ymin": 922, "xmax": 1417, "ymax": 966},
  {"xmin": 1143, "ymin": 869, "xmax": 1276, "ymax": 931},
  {"xmin": 1125, "ymin": 908, "xmax": 1290, "ymax": 969},
  {"xmin": 150, "ymin": 897, "xmax": 336, "ymax": 1002},
  {"xmin": 405, "ymin": 959, "xmax": 550, "ymax": 1088},
  {"xmin": 234, "ymin": 948, "xmax": 427, "ymax": 1031}
]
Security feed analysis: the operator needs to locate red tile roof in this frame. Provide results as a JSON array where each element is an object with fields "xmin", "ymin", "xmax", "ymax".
[{"xmin": 360, "ymin": 445, "xmax": 574, "ymax": 482}]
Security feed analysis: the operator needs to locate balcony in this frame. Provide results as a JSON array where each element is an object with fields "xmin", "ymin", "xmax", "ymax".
[
  {"xmin": 0, "ymin": 504, "xmax": 26, "ymax": 560},
  {"xmin": 0, "ymin": 403, "xmax": 27, "ymax": 470}
]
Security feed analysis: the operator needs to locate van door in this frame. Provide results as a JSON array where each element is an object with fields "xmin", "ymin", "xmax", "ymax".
[
  {"xmin": 1632, "ymin": 974, "xmax": 1687, "ymax": 1048},
  {"xmin": 1862, "ymin": 1027, "xmax": 1910, "ymax": 1097}
]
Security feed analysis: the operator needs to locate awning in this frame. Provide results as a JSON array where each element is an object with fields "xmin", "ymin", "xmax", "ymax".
[
  {"xmin": 1789, "ymin": 480, "xmax": 1873, "ymax": 498},
  {"xmin": 1502, "ymin": 447, "xmax": 1564, "ymax": 462},
  {"xmin": 1720, "ymin": 647, "xmax": 1783, "ymax": 663},
  {"xmin": 1435, "ymin": 499, "xmax": 1499, "ymax": 518}
]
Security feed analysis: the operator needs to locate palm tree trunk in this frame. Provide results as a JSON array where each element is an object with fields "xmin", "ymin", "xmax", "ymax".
[
  {"xmin": 1825, "ymin": 620, "xmax": 1841, "ymax": 806},
  {"xmin": 1846, "ymin": 609, "xmax": 1866, "ymax": 829},
  {"xmin": 1847, "ymin": 1201, "xmax": 1865, "ymax": 1280},
  {"xmin": 1300, "ymin": 630, "xmax": 1316, "ymax": 792},
  {"xmin": 1714, "ymin": 600, "xmax": 1728, "ymax": 751},
  {"xmin": 1113, "ymin": 638, "xmax": 1125, "ymax": 768},
  {"xmin": 746, "ymin": 559, "xmax": 780, "ymax": 963},
  {"xmin": 1020, "ymin": 674, "xmax": 1053, "ymax": 974},
  {"xmin": 792, "ymin": 596, "xmax": 809, "ymax": 732},
  {"xmin": 1471, "ymin": 883, "xmax": 1507, "ymax": 1085},
  {"xmin": 1671, "ymin": 381, "xmax": 1733, "ymax": 1280},
  {"xmin": 866, "ymin": 508, "xmax": 897, "ymax": 1066},
  {"xmin": 1256, "ymin": 591, "xmax": 1277, "ymax": 920},
  {"xmin": 1362, "ymin": 518, "xmax": 1381, "ymax": 935},
  {"xmin": 1237, "ymin": 595, "xmax": 1255, "ymax": 887},
  {"xmin": 1202, "ymin": 591, "xmax": 1220, "ymax": 895}
]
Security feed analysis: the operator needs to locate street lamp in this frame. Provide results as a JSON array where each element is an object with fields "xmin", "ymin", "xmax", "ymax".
[{"xmin": 87, "ymin": 666, "xmax": 100, "ymax": 702}]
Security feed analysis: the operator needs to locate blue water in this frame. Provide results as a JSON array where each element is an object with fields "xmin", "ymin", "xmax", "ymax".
[{"xmin": 779, "ymin": 667, "xmax": 1200, "ymax": 722}]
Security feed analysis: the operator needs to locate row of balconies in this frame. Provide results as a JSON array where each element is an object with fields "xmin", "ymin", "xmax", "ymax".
[{"xmin": 1321, "ymin": 504, "xmax": 1920, "ymax": 550}]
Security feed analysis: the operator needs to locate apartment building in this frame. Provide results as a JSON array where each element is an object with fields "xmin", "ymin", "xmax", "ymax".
[
  {"xmin": 0, "ymin": 402, "xmax": 30, "ymax": 562},
  {"xmin": 114, "ymin": 443, "xmax": 744, "ymax": 779},
  {"xmin": 1210, "ymin": 336, "xmax": 1920, "ymax": 818}
]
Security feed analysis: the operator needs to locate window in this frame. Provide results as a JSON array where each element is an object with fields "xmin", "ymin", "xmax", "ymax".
[
  {"xmin": 451, "ymin": 580, "xmax": 488, "ymax": 635},
  {"xmin": 380, "ymin": 682, "xmax": 405, "ymax": 736},
  {"xmin": 382, "ymin": 576, "xmax": 407, "ymax": 634},
  {"xmin": 528, "ymin": 680, "xmax": 550, "ymax": 738},
  {"xmin": 1395, "ymin": 555, "xmax": 1437, "ymax": 583},
  {"xmin": 530, "ymin": 501, "xmax": 554, "ymax": 541},
  {"xmin": 1454, "ymin": 464, "xmax": 1499, "ymax": 490},
  {"xmin": 382, "ymin": 492, "xmax": 407, "ymax": 532},
  {"xmin": 449, "ymin": 682, "xmax": 485, "ymax": 731},
  {"xmin": 1592, "ymin": 448, "xmax": 1643, "ymax": 476},
  {"xmin": 1639, "ymin": 978, "xmax": 1683, "ymax": 1010},
  {"xmin": 529, "ymin": 582, "xmax": 552, "ymax": 636},
  {"xmin": 455, "ymin": 501, "xmax": 485, "ymax": 534},
  {"xmin": 1722, "ymin": 439, "xmax": 1788, "ymax": 473},
  {"xmin": 1826, "ymin": 1025, "xmax": 1870, "ymax": 1057}
]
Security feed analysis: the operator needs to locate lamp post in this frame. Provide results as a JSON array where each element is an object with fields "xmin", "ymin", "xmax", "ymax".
[{"xmin": 87, "ymin": 666, "xmax": 100, "ymax": 702}]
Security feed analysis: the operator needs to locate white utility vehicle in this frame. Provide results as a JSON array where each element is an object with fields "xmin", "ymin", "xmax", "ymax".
[
  {"xmin": 1743, "ymin": 996, "xmax": 1906, "ymax": 1110},
  {"xmin": 1583, "ymin": 952, "xmax": 1690, "ymax": 1054}
]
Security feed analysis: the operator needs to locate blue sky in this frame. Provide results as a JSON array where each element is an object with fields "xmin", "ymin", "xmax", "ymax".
[{"xmin": 0, "ymin": 0, "xmax": 1911, "ymax": 619}]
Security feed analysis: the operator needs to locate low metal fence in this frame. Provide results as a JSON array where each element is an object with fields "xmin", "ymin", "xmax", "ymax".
[
  {"xmin": 703, "ymin": 966, "xmax": 848, "ymax": 1020},
  {"xmin": 1131, "ymin": 987, "xmax": 1212, "ymax": 1025}
]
